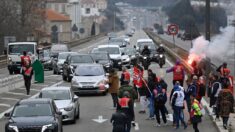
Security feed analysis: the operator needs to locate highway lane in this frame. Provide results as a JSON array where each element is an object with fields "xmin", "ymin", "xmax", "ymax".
[{"xmin": 0, "ymin": 30, "xmax": 218, "ymax": 132}]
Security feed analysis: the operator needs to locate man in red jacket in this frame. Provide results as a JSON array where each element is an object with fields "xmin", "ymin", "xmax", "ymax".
[{"xmin": 166, "ymin": 60, "xmax": 185, "ymax": 86}]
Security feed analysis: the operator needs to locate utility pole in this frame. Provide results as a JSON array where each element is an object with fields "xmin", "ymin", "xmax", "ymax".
[
  {"xmin": 205, "ymin": 0, "xmax": 210, "ymax": 41},
  {"xmin": 113, "ymin": 11, "xmax": 116, "ymax": 32}
]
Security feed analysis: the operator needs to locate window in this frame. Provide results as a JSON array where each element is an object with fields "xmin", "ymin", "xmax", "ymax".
[
  {"xmin": 55, "ymin": 4, "xmax": 59, "ymax": 12},
  {"xmin": 86, "ymin": 8, "xmax": 90, "ymax": 14},
  {"xmin": 61, "ymin": 4, "xmax": 66, "ymax": 13}
]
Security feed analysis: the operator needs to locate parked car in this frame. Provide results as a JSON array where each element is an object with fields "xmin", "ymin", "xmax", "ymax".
[
  {"xmin": 90, "ymin": 52, "xmax": 113, "ymax": 72},
  {"xmin": 53, "ymin": 52, "xmax": 77, "ymax": 74},
  {"xmin": 62, "ymin": 54, "xmax": 94, "ymax": 82},
  {"xmin": 108, "ymin": 38, "xmax": 128, "ymax": 48},
  {"xmin": 97, "ymin": 45, "xmax": 122, "ymax": 70},
  {"xmin": 39, "ymin": 49, "xmax": 53, "ymax": 70},
  {"xmin": 50, "ymin": 44, "xmax": 70, "ymax": 58},
  {"xmin": 39, "ymin": 87, "xmax": 80, "ymax": 124},
  {"xmin": 5, "ymin": 98, "xmax": 63, "ymax": 132},
  {"xmin": 71, "ymin": 64, "xmax": 108, "ymax": 95}
]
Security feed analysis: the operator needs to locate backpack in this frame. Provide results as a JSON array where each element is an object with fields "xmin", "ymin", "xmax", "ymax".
[
  {"xmin": 199, "ymin": 84, "xmax": 206, "ymax": 97},
  {"xmin": 154, "ymin": 88, "xmax": 165, "ymax": 104}
]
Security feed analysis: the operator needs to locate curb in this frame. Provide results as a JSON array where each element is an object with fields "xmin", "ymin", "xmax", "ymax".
[{"xmin": 0, "ymin": 75, "xmax": 24, "ymax": 93}]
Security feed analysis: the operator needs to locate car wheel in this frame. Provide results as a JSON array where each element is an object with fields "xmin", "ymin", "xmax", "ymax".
[
  {"xmin": 68, "ymin": 77, "xmax": 72, "ymax": 82},
  {"xmin": 53, "ymin": 69, "xmax": 56, "ymax": 74},
  {"xmin": 76, "ymin": 107, "xmax": 80, "ymax": 119}
]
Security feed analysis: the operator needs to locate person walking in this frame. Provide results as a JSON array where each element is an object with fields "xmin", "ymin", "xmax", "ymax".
[
  {"xmin": 153, "ymin": 85, "xmax": 167, "ymax": 126},
  {"xmin": 21, "ymin": 51, "xmax": 31, "ymax": 67},
  {"xmin": 22, "ymin": 60, "xmax": 33, "ymax": 95},
  {"xmin": 108, "ymin": 69, "xmax": 119, "ymax": 109},
  {"xmin": 111, "ymin": 110, "xmax": 128, "ymax": 132},
  {"xmin": 171, "ymin": 85, "xmax": 187, "ymax": 129},
  {"xmin": 217, "ymin": 82, "xmax": 234, "ymax": 129},
  {"xmin": 190, "ymin": 96, "xmax": 203, "ymax": 132},
  {"xmin": 166, "ymin": 60, "xmax": 185, "ymax": 86},
  {"xmin": 117, "ymin": 91, "xmax": 135, "ymax": 132},
  {"xmin": 120, "ymin": 67, "xmax": 131, "ymax": 86}
]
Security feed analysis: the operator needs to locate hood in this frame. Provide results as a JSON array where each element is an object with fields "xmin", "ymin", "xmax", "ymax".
[
  {"xmin": 109, "ymin": 54, "xmax": 121, "ymax": 60},
  {"xmin": 121, "ymin": 55, "xmax": 129, "ymax": 60},
  {"xmin": 10, "ymin": 116, "xmax": 54, "ymax": 126},
  {"xmin": 73, "ymin": 75, "xmax": 105, "ymax": 85},
  {"xmin": 58, "ymin": 59, "xmax": 66, "ymax": 64},
  {"xmin": 54, "ymin": 100, "xmax": 71, "ymax": 109}
]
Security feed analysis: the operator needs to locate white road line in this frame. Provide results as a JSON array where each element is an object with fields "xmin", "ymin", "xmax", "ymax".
[
  {"xmin": 51, "ymin": 81, "xmax": 63, "ymax": 87},
  {"xmin": 0, "ymin": 104, "xmax": 11, "ymax": 107},
  {"xmin": 32, "ymin": 84, "xmax": 49, "ymax": 87},
  {"xmin": 6, "ymin": 92, "xmax": 27, "ymax": 96},
  {"xmin": 134, "ymin": 122, "xmax": 140, "ymax": 131},
  {"xmin": 0, "ymin": 97, "xmax": 19, "ymax": 101},
  {"xmin": 44, "ymin": 75, "xmax": 60, "ymax": 78}
]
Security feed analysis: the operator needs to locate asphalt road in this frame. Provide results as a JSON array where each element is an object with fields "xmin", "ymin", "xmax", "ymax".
[{"xmin": 0, "ymin": 30, "xmax": 218, "ymax": 132}]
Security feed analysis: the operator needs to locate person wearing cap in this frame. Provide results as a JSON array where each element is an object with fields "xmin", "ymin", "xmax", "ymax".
[
  {"xmin": 108, "ymin": 69, "xmax": 120, "ymax": 109},
  {"xmin": 117, "ymin": 91, "xmax": 134, "ymax": 132},
  {"xmin": 120, "ymin": 67, "xmax": 131, "ymax": 86},
  {"xmin": 166, "ymin": 60, "xmax": 185, "ymax": 86}
]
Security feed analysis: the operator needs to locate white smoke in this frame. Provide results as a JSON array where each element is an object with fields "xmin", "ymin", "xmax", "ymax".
[{"xmin": 189, "ymin": 26, "xmax": 235, "ymax": 62}]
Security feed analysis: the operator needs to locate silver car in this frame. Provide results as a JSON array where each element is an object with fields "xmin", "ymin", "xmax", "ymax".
[
  {"xmin": 39, "ymin": 87, "xmax": 80, "ymax": 124},
  {"xmin": 71, "ymin": 64, "xmax": 109, "ymax": 95}
]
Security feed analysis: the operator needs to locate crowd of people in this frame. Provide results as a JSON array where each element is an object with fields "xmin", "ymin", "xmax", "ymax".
[{"xmin": 109, "ymin": 59, "xmax": 234, "ymax": 132}]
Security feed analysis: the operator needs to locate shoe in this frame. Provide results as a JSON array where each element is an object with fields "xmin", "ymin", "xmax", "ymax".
[
  {"xmin": 139, "ymin": 110, "xmax": 146, "ymax": 114},
  {"xmin": 223, "ymin": 125, "xmax": 227, "ymax": 129},
  {"xmin": 184, "ymin": 124, "xmax": 188, "ymax": 129},
  {"xmin": 163, "ymin": 122, "xmax": 167, "ymax": 126},
  {"xmin": 154, "ymin": 123, "xmax": 161, "ymax": 127}
]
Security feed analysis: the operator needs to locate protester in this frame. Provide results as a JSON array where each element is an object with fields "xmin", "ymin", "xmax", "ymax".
[
  {"xmin": 111, "ymin": 110, "xmax": 128, "ymax": 132},
  {"xmin": 133, "ymin": 63, "xmax": 144, "ymax": 96},
  {"xmin": 190, "ymin": 95, "xmax": 202, "ymax": 132},
  {"xmin": 146, "ymin": 69, "xmax": 156, "ymax": 120},
  {"xmin": 108, "ymin": 69, "xmax": 119, "ymax": 109},
  {"xmin": 139, "ymin": 79, "xmax": 148, "ymax": 114},
  {"xmin": 21, "ymin": 51, "xmax": 31, "ymax": 67},
  {"xmin": 217, "ymin": 82, "xmax": 234, "ymax": 129},
  {"xmin": 120, "ymin": 67, "xmax": 131, "ymax": 86},
  {"xmin": 196, "ymin": 76, "xmax": 206, "ymax": 102},
  {"xmin": 22, "ymin": 60, "xmax": 33, "ymax": 95},
  {"xmin": 166, "ymin": 60, "xmax": 185, "ymax": 86},
  {"xmin": 118, "ymin": 81, "xmax": 138, "ymax": 102},
  {"xmin": 117, "ymin": 91, "xmax": 135, "ymax": 132},
  {"xmin": 171, "ymin": 85, "xmax": 187, "ymax": 129},
  {"xmin": 158, "ymin": 77, "xmax": 168, "ymax": 92},
  {"xmin": 153, "ymin": 85, "xmax": 167, "ymax": 126}
]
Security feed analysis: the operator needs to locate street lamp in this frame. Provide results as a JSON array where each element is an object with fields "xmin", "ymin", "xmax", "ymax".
[{"xmin": 205, "ymin": 0, "xmax": 210, "ymax": 41}]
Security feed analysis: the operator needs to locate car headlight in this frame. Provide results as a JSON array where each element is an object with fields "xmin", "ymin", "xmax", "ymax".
[
  {"xmin": 64, "ymin": 104, "xmax": 73, "ymax": 111},
  {"xmin": 126, "ymin": 57, "xmax": 130, "ymax": 62},
  {"xmin": 143, "ymin": 56, "xmax": 147, "ymax": 59},
  {"xmin": 41, "ymin": 124, "xmax": 53, "ymax": 132},
  {"xmin": 8, "ymin": 57, "xmax": 12, "ymax": 61},
  {"xmin": 160, "ymin": 54, "xmax": 163, "ymax": 58},
  {"xmin": 8, "ymin": 125, "xmax": 18, "ymax": 132}
]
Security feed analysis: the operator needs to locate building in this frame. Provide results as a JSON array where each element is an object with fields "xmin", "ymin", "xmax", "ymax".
[
  {"xmin": 81, "ymin": 0, "xmax": 100, "ymax": 17},
  {"xmin": 96, "ymin": 0, "xmax": 107, "ymax": 11},
  {"xmin": 46, "ymin": 0, "xmax": 69, "ymax": 15},
  {"xmin": 45, "ymin": 9, "xmax": 72, "ymax": 43}
]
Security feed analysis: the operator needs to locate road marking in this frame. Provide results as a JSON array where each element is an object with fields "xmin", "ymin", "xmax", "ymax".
[
  {"xmin": 0, "ymin": 97, "xmax": 19, "ymax": 101},
  {"xmin": 45, "ymin": 75, "xmax": 60, "ymax": 78},
  {"xmin": 6, "ymin": 92, "xmax": 27, "ymax": 96},
  {"xmin": 92, "ymin": 115, "xmax": 108, "ymax": 123},
  {"xmin": 17, "ymin": 88, "xmax": 41, "ymax": 92},
  {"xmin": 0, "ymin": 104, "xmax": 11, "ymax": 107}
]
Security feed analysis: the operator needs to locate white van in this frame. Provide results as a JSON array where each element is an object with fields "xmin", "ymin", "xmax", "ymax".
[{"xmin": 7, "ymin": 42, "xmax": 38, "ymax": 74}]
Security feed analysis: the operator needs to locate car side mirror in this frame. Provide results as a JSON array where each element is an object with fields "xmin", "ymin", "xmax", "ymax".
[
  {"xmin": 4, "ymin": 112, "xmax": 10, "ymax": 118},
  {"xmin": 73, "ymin": 95, "xmax": 79, "ymax": 102},
  {"xmin": 57, "ymin": 111, "xmax": 62, "ymax": 115}
]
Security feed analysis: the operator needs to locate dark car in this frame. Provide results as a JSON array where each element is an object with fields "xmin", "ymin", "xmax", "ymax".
[
  {"xmin": 181, "ymin": 32, "xmax": 200, "ymax": 41},
  {"xmin": 5, "ymin": 98, "xmax": 63, "ymax": 132},
  {"xmin": 50, "ymin": 44, "xmax": 70, "ymax": 58},
  {"xmin": 90, "ymin": 52, "xmax": 113, "ymax": 72},
  {"xmin": 62, "ymin": 54, "xmax": 94, "ymax": 82},
  {"xmin": 108, "ymin": 38, "xmax": 128, "ymax": 48}
]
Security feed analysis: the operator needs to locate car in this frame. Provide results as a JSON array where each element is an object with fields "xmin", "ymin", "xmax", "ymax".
[
  {"xmin": 97, "ymin": 45, "xmax": 122, "ymax": 70},
  {"xmin": 122, "ymin": 48, "xmax": 139, "ymax": 65},
  {"xmin": 107, "ymin": 32, "xmax": 117, "ymax": 40},
  {"xmin": 53, "ymin": 52, "xmax": 77, "ymax": 74},
  {"xmin": 71, "ymin": 64, "xmax": 108, "ymax": 95},
  {"xmin": 120, "ymin": 49, "xmax": 131, "ymax": 68},
  {"xmin": 5, "ymin": 98, "xmax": 63, "ymax": 132},
  {"xmin": 39, "ymin": 49, "xmax": 53, "ymax": 70},
  {"xmin": 90, "ymin": 52, "xmax": 113, "ymax": 72},
  {"xmin": 39, "ymin": 87, "xmax": 80, "ymax": 124},
  {"xmin": 120, "ymin": 35, "xmax": 130, "ymax": 44},
  {"xmin": 50, "ymin": 44, "xmax": 70, "ymax": 58},
  {"xmin": 181, "ymin": 32, "xmax": 200, "ymax": 41},
  {"xmin": 108, "ymin": 38, "xmax": 128, "ymax": 48},
  {"xmin": 62, "ymin": 54, "xmax": 94, "ymax": 82},
  {"xmin": 136, "ymin": 39, "xmax": 154, "ymax": 52},
  {"xmin": 90, "ymin": 48, "xmax": 99, "ymax": 53}
]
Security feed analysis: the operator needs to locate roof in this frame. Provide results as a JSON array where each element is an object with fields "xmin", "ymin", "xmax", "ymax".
[
  {"xmin": 137, "ymin": 39, "xmax": 153, "ymax": 43},
  {"xmin": 98, "ymin": 45, "xmax": 120, "ymax": 48},
  {"xmin": 8, "ymin": 42, "xmax": 37, "ymax": 45},
  {"xmin": 46, "ymin": 9, "xmax": 71, "ymax": 21},
  {"xmin": 41, "ymin": 86, "xmax": 71, "ymax": 91},
  {"xmin": 19, "ymin": 98, "xmax": 52, "ymax": 105}
]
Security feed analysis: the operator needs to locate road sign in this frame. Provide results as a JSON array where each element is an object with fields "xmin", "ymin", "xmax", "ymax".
[
  {"xmin": 92, "ymin": 115, "xmax": 108, "ymax": 123},
  {"xmin": 168, "ymin": 24, "xmax": 178, "ymax": 35}
]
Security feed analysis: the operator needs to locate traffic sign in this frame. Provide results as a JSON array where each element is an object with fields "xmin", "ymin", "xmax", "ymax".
[{"xmin": 168, "ymin": 24, "xmax": 179, "ymax": 35}]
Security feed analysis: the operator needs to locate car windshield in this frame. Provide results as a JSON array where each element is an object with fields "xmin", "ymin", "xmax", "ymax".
[
  {"xmin": 12, "ymin": 103, "xmax": 52, "ymax": 117},
  {"xmin": 91, "ymin": 53, "xmax": 109, "ymax": 61},
  {"xmin": 51, "ymin": 45, "xmax": 69, "ymax": 53},
  {"xmin": 41, "ymin": 90, "xmax": 71, "ymax": 100},
  {"xmin": 124, "ymin": 48, "xmax": 136, "ymax": 55},
  {"xmin": 8, "ymin": 44, "xmax": 34, "ymax": 55},
  {"xmin": 140, "ymin": 44, "xmax": 156, "ymax": 51},
  {"xmin": 58, "ymin": 53, "xmax": 70, "ymax": 60},
  {"xmin": 71, "ymin": 55, "xmax": 93, "ymax": 63},
  {"xmin": 98, "ymin": 47, "xmax": 120, "ymax": 54},
  {"xmin": 75, "ymin": 65, "xmax": 104, "ymax": 76}
]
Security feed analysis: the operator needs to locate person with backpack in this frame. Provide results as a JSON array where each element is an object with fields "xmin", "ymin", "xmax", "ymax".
[
  {"xmin": 153, "ymin": 85, "xmax": 167, "ymax": 126},
  {"xmin": 190, "ymin": 95, "xmax": 203, "ymax": 132},
  {"xmin": 210, "ymin": 74, "xmax": 222, "ymax": 119},
  {"xmin": 111, "ymin": 110, "xmax": 128, "ymax": 132}
]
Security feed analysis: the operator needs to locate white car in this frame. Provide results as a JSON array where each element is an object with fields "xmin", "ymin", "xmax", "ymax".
[
  {"xmin": 71, "ymin": 64, "xmax": 108, "ymax": 95},
  {"xmin": 136, "ymin": 39, "xmax": 154, "ymax": 52},
  {"xmin": 39, "ymin": 87, "xmax": 80, "ymax": 124}
]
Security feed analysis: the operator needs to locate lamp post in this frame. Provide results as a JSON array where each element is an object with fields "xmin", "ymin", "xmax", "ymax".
[{"xmin": 205, "ymin": 0, "xmax": 210, "ymax": 41}]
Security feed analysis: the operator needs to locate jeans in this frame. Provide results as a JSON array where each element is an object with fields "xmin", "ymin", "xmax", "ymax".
[
  {"xmin": 222, "ymin": 117, "xmax": 229, "ymax": 126},
  {"xmin": 24, "ymin": 78, "xmax": 31, "ymax": 95},
  {"xmin": 126, "ymin": 121, "xmax": 131, "ymax": 132},
  {"xmin": 111, "ymin": 93, "xmax": 118, "ymax": 107},
  {"xmin": 148, "ymin": 97, "xmax": 155, "ymax": 118},
  {"xmin": 155, "ymin": 105, "xmax": 167, "ymax": 124},
  {"xmin": 174, "ymin": 106, "xmax": 186, "ymax": 128},
  {"xmin": 193, "ymin": 123, "xmax": 199, "ymax": 132}
]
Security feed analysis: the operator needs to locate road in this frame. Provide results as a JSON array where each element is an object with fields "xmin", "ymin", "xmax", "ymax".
[{"xmin": 0, "ymin": 30, "xmax": 218, "ymax": 132}]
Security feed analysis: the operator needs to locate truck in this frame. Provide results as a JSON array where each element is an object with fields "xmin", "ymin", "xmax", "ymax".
[{"xmin": 7, "ymin": 42, "xmax": 38, "ymax": 74}]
